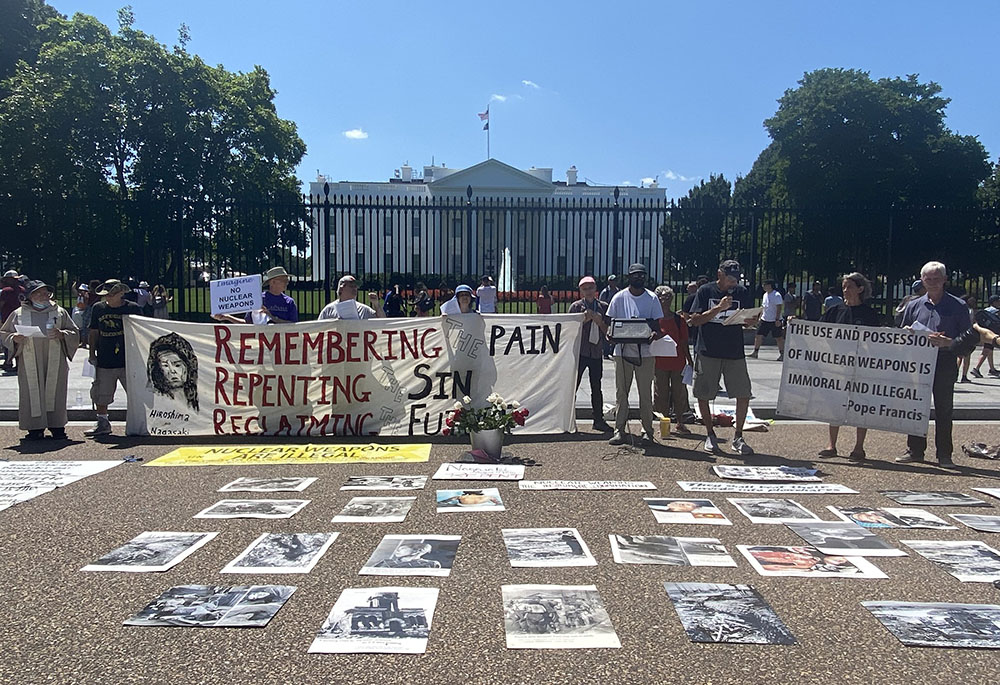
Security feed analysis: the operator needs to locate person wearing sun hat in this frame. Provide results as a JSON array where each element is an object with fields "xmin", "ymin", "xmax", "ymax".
[
  {"xmin": 1, "ymin": 280, "xmax": 79, "ymax": 440},
  {"xmin": 213, "ymin": 266, "xmax": 299, "ymax": 324},
  {"xmin": 84, "ymin": 279, "xmax": 143, "ymax": 437},
  {"xmin": 439, "ymin": 284, "xmax": 478, "ymax": 316},
  {"xmin": 318, "ymin": 274, "xmax": 385, "ymax": 320}
]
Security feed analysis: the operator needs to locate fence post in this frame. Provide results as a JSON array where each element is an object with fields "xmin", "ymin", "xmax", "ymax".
[
  {"xmin": 466, "ymin": 185, "xmax": 474, "ymax": 278},
  {"xmin": 749, "ymin": 202, "xmax": 759, "ymax": 292},
  {"xmin": 613, "ymin": 186, "xmax": 620, "ymax": 273},
  {"xmin": 323, "ymin": 182, "xmax": 332, "ymax": 304},
  {"xmin": 174, "ymin": 202, "xmax": 186, "ymax": 319},
  {"xmin": 885, "ymin": 204, "xmax": 895, "ymax": 316}
]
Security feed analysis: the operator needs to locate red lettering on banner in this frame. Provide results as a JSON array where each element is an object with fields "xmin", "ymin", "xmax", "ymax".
[
  {"xmin": 215, "ymin": 367, "xmax": 231, "ymax": 404},
  {"xmin": 363, "ymin": 330, "xmax": 382, "ymax": 360},
  {"xmin": 259, "ymin": 333, "xmax": 280, "ymax": 364},
  {"xmin": 346, "ymin": 332, "xmax": 360, "ymax": 362},
  {"xmin": 284, "ymin": 332, "xmax": 299, "ymax": 363},
  {"xmin": 239, "ymin": 332, "xmax": 255, "ymax": 364},
  {"xmin": 327, "ymin": 331, "xmax": 344, "ymax": 363},
  {"xmin": 215, "ymin": 326, "xmax": 234, "ymax": 363}
]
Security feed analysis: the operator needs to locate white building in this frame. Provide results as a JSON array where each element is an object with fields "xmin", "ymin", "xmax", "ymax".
[{"xmin": 309, "ymin": 159, "xmax": 668, "ymax": 286}]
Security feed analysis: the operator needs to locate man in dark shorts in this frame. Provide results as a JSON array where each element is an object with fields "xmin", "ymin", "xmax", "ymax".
[{"xmin": 86, "ymin": 279, "xmax": 143, "ymax": 436}]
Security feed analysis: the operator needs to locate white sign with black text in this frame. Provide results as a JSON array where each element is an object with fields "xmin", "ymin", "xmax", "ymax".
[{"xmin": 209, "ymin": 274, "xmax": 262, "ymax": 316}]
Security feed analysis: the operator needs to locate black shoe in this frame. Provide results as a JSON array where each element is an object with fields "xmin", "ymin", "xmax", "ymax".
[
  {"xmin": 23, "ymin": 429, "xmax": 45, "ymax": 441},
  {"xmin": 937, "ymin": 456, "xmax": 957, "ymax": 469},
  {"xmin": 592, "ymin": 420, "xmax": 613, "ymax": 433},
  {"xmin": 895, "ymin": 452, "xmax": 925, "ymax": 464},
  {"xmin": 48, "ymin": 428, "xmax": 68, "ymax": 440}
]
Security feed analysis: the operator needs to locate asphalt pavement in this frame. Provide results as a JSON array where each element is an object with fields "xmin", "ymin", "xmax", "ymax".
[{"xmin": 3, "ymin": 421, "xmax": 1000, "ymax": 684}]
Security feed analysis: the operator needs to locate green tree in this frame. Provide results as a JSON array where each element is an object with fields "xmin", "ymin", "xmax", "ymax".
[{"xmin": 662, "ymin": 174, "xmax": 731, "ymax": 279}]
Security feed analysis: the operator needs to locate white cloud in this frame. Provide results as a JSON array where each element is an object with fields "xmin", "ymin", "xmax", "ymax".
[
  {"xmin": 640, "ymin": 177, "xmax": 656, "ymax": 186},
  {"xmin": 342, "ymin": 128, "xmax": 368, "ymax": 140},
  {"xmin": 620, "ymin": 180, "xmax": 633, "ymax": 186},
  {"xmin": 490, "ymin": 94, "xmax": 507, "ymax": 102},
  {"xmin": 662, "ymin": 169, "xmax": 701, "ymax": 182},
  {"xmin": 522, "ymin": 79, "xmax": 540, "ymax": 89}
]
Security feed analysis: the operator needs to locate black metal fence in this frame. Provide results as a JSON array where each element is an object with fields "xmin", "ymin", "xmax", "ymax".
[{"xmin": 2, "ymin": 189, "xmax": 998, "ymax": 320}]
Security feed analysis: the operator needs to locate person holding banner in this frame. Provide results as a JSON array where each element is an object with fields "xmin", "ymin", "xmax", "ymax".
[
  {"xmin": 817, "ymin": 272, "xmax": 884, "ymax": 461},
  {"xmin": 318, "ymin": 274, "xmax": 385, "ymax": 320},
  {"xmin": 86, "ymin": 279, "xmax": 142, "ymax": 437},
  {"xmin": 896, "ymin": 261, "xmax": 969, "ymax": 467},
  {"xmin": 213, "ymin": 266, "xmax": 298, "ymax": 325},
  {"xmin": 441, "ymin": 284, "xmax": 478, "ymax": 316},
  {"xmin": 688, "ymin": 259, "xmax": 758, "ymax": 456}
]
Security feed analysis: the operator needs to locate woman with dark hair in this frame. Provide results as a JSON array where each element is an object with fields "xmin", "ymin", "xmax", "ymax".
[
  {"xmin": 150, "ymin": 285, "xmax": 172, "ymax": 320},
  {"xmin": 818, "ymin": 272, "xmax": 883, "ymax": 462},
  {"xmin": 146, "ymin": 332, "xmax": 199, "ymax": 411}
]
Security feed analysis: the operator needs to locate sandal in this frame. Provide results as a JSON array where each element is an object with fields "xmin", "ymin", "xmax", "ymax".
[
  {"xmin": 818, "ymin": 448, "xmax": 838, "ymax": 458},
  {"xmin": 848, "ymin": 449, "xmax": 866, "ymax": 462}
]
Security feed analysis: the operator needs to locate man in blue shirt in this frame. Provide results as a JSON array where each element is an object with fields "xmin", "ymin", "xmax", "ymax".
[{"xmin": 896, "ymin": 261, "xmax": 968, "ymax": 468}]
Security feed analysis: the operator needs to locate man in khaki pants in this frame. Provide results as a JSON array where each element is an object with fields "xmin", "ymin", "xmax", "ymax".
[
  {"xmin": 607, "ymin": 263, "xmax": 665, "ymax": 446},
  {"xmin": 85, "ymin": 279, "xmax": 143, "ymax": 437}
]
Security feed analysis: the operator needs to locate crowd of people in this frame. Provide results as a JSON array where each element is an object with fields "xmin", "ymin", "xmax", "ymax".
[{"xmin": 2, "ymin": 261, "xmax": 999, "ymax": 470}]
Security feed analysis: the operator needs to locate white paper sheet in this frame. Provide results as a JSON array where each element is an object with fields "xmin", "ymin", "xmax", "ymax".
[{"xmin": 15, "ymin": 325, "xmax": 46, "ymax": 338}]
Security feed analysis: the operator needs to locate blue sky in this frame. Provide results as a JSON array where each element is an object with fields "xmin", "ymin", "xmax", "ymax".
[{"xmin": 57, "ymin": 1, "xmax": 1000, "ymax": 199}]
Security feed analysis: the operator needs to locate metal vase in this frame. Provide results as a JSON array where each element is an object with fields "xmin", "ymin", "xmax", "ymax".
[{"xmin": 469, "ymin": 428, "xmax": 505, "ymax": 460}]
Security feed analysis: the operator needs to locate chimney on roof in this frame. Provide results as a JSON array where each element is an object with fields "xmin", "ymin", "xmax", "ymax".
[{"xmin": 566, "ymin": 165, "xmax": 578, "ymax": 185}]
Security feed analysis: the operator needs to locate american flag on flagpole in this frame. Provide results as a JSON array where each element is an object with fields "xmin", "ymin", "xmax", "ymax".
[{"xmin": 478, "ymin": 108, "xmax": 489, "ymax": 121}]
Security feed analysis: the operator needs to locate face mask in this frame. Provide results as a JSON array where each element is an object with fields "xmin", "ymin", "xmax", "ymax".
[{"xmin": 31, "ymin": 300, "xmax": 48, "ymax": 310}]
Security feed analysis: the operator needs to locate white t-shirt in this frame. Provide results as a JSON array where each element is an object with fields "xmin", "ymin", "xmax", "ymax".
[
  {"xmin": 318, "ymin": 299, "xmax": 377, "ymax": 320},
  {"xmin": 606, "ymin": 288, "xmax": 665, "ymax": 358},
  {"xmin": 761, "ymin": 290, "xmax": 783, "ymax": 322},
  {"xmin": 476, "ymin": 286, "xmax": 497, "ymax": 313}
]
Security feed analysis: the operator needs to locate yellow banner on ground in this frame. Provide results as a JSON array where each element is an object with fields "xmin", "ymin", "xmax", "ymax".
[{"xmin": 145, "ymin": 443, "xmax": 431, "ymax": 466}]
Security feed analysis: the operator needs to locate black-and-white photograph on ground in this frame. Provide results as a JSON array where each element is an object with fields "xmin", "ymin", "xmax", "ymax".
[
  {"xmin": 193, "ymin": 499, "xmax": 310, "ymax": 519},
  {"xmin": 728, "ymin": 498, "xmax": 821, "ymax": 524},
  {"xmin": 902, "ymin": 540, "xmax": 1000, "ymax": 582},
  {"xmin": 82, "ymin": 532, "xmax": 218, "ymax": 573},
  {"xmin": 880, "ymin": 491, "xmax": 990, "ymax": 507},
  {"xmin": 218, "ymin": 477, "xmax": 317, "ymax": 493},
  {"xmin": 738, "ymin": 545, "xmax": 888, "ymax": 578},
  {"xmin": 785, "ymin": 521, "xmax": 907, "ymax": 557},
  {"xmin": 124, "ymin": 585, "xmax": 295, "ymax": 628},
  {"xmin": 308, "ymin": 587, "xmax": 439, "ymax": 654},
  {"xmin": 220, "ymin": 533, "xmax": 339, "ymax": 574},
  {"xmin": 712, "ymin": 465, "xmax": 820, "ymax": 482},
  {"xmin": 501, "ymin": 528, "xmax": 597, "ymax": 567},
  {"xmin": 863, "ymin": 601, "xmax": 1000, "ymax": 649},
  {"xmin": 644, "ymin": 498, "xmax": 732, "ymax": 525},
  {"xmin": 664, "ymin": 583, "xmax": 797, "ymax": 645},
  {"xmin": 972, "ymin": 488, "xmax": 1000, "ymax": 502},
  {"xmin": 502, "ymin": 584, "xmax": 621, "ymax": 649},
  {"xmin": 332, "ymin": 496, "xmax": 416, "ymax": 523},
  {"xmin": 360, "ymin": 535, "xmax": 461, "ymax": 577},
  {"xmin": 432, "ymin": 463, "xmax": 525, "ymax": 481},
  {"xmin": 609, "ymin": 535, "xmax": 736, "ymax": 566},
  {"xmin": 340, "ymin": 476, "xmax": 427, "ymax": 491},
  {"xmin": 951, "ymin": 514, "xmax": 1000, "ymax": 534},
  {"xmin": 828, "ymin": 506, "xmax": 956, "ymax": 529},
  {"xmin": 436, "ymin": 488, "xmax": 505, "ymax": 513}
]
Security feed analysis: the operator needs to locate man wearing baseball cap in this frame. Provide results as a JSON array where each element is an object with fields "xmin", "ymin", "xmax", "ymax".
[
  {"xmin": 318, "ymin": 274, "xmax": 385, "ymax": 320},
  {"xmin": 606, "ymin": 263, "xmax": 665, "ymax": 445},
  {"xmin": 85, "ymin": 279, "xmax": 143, "ymax": 437},
  {"xmin": 476, "ymin": 276, "xmax": 497, "ymax": 314},
  {"xmin": 569, "ymin": 276, "xmax": 612, "ymax": 432},
  {"xmin": 687, "ymin": 259, "xmax": 758, "ymax": 456}
]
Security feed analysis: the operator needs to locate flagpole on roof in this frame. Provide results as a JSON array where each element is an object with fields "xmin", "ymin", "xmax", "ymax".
[{"xmin": 477, "ymin": 106, "xmax": 490, "ymax": 160}]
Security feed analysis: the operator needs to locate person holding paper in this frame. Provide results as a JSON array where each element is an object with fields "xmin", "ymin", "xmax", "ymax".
[
  {"xmin": 441, "ymin": 284, "xmax": 478, "ymax": 316},
  {"xmin": 318, "ymin": 274, "xmax": 384, "ymax": 320},
  {"xmin": 818, "ymin": 272, "xmax": 884, "ymax": 462},
  {"xmin": 212, "ymin": 267, "xmax": 298, "ymax": 325},
  {"xmin": 688, "ymin": 259, "xmax": 758, "ymax": 456},
  {"xmin": 607, "ymin": 263, "xmax": 665, "ymax": 446},
  {"xmin": 568, "ymin": 276, "xmax": 612, "ymax": 432},
  {"xmin": 1, "ymin": 280, "xmax": 79, "ymax": 441},
  {"xmin": 85, "ymin": 279, "xmax": 142, "ymax": 437},
  {"xmin": 896, "ymin": 261, "xmax": 971, "ymax": 468},
  {"xmin": 653, "ymin": 285, "xmax": 692, "ymax": 435}
]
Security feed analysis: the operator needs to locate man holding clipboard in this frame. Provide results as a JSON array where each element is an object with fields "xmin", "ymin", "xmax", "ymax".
[{"xmin": 688, "ymin": 259, "xmax": 760, "ymax": 456}]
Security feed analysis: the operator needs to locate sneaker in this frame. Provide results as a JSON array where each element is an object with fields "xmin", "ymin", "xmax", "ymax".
[
  {"xmin": 960, "ymin": 376, "xmax": 970, "ymax": 383},
  {"xmin": 776, "ymin": 354, "xmax": 784, "ymax": 362},
  {"xmin": 642, "ymin": 433, "xmax": 658, "ymax": 447},
  {"xmin": 894, "ymin": 452, "xmax": 925, "ymax": 464},
  {"xmin": 84, "ymin": 417, "xmax": 112, "ymax": 437},
  {"xmin": 749, "ymin": 351, "xmax": 759, "ymax": 359},
  {"xmin": 818, "ymin": 448, "xmax": 839, "ymax": 458},
  {"xmin": 731, "ymin": 436, "xmax": 754, "ymax": 456},
  {"xmin": 592, "ymin": 420, "xmax": 613, "ymax": 433},
  {"xmin": 970, "ymin": 368, "xmax": 983, "ymax": 378},
  {"xmin": 989, "ymin": 370, "xmax": 1000, "ymax": 377},
  {"xmin": 704, "ymin": 434, "xmax": 721, "ymax": 454},
  {"xmin": 937, "ymin": 457, "xmax": 957, "ymax": 469},
  {"xmin": 847, "ymin": 449, "xmax": 866, "ymax": 462},
  {"xmin": 609, "ymin": 431, "xmax": 626, "ymax": 446}
]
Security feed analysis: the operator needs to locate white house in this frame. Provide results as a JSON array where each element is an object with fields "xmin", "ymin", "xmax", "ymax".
[{"xmin": 308, "ymin": 159, "xmax": 669, "ymax": 286}]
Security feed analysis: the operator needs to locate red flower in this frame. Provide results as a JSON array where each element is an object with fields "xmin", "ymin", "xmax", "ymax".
[
  {"xmin": 445, "ymin": 417, "xmax": 454, "ymax": 427},
  {"xmin": 513, "ymin": 412, "xmax": 526, "ymax": 426},
  {"xmin": 521, "ymin": 408, "xmax": 529, "ymax": 417},
  {"xmin": 442, "ymin": 427, "xmax": 451, "ymax": 436}
]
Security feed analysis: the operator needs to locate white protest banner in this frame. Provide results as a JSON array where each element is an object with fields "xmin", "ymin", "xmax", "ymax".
[
  {"xmin": 210, "ymin": 275, "xmax": 262, "ymax": 316},
  {"xmin": 776, "ymin": 320, "xmax": 937, "ymax": 436},
  {"xmin": 677, "ymin": 482, "xmax": 858, "ymax": 494},
  {"xmin": 124, "ymin": 313, "xmax": 581, "ymax": 437}
]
